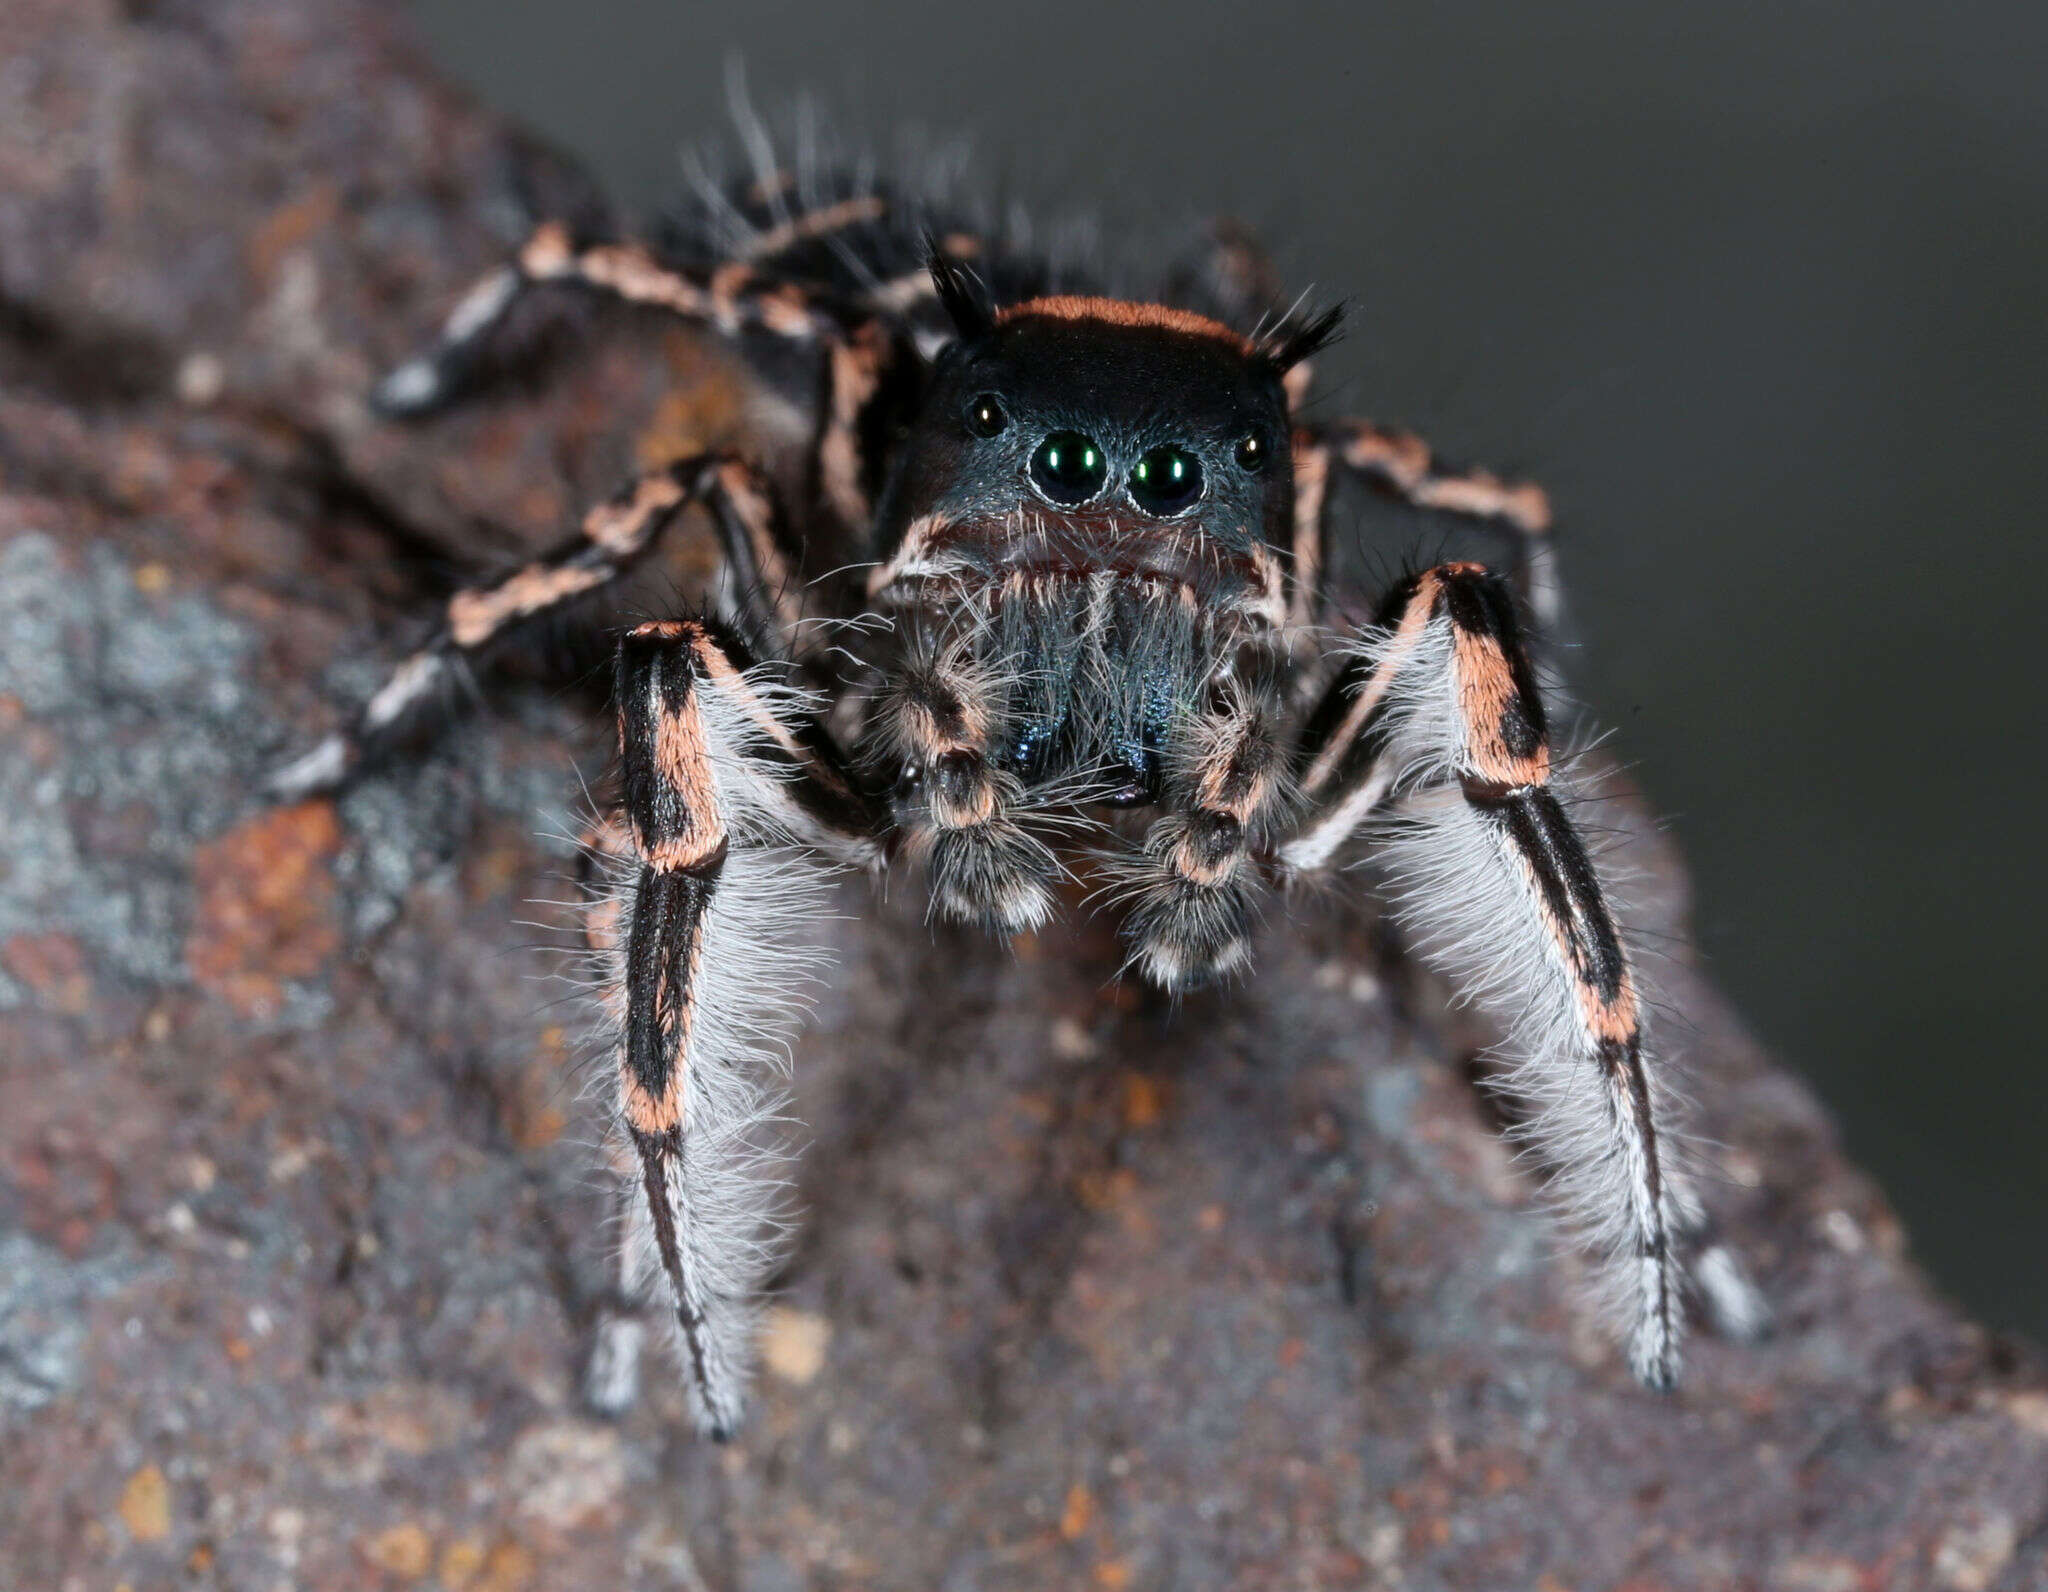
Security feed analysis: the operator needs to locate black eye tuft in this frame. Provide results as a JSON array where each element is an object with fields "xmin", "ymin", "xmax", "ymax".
[
  {"xmin": 1030, "ymin": 432, "xmax": 1108, "ymax": 504},
  {"xmin": 966, "ymin": 394, "xmax": 1007, "ymax": 438},
  {"xmin": 1129, "ymin": 445, "xmax": 1204, "ymax": 515},
  {"xmin": 1234, "ymin": 433, "xmax": 1269, "ymax": 473}
]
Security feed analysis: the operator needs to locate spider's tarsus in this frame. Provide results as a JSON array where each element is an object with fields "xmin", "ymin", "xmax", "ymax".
[
  {"xmin": 264, "ymin": 734, "xmax": 350, "ymax": 801},
  {"xmin": 370, "ymin": 357, "xmax": 446, "ymax": 418},
  {"xmin": 1696, "ymin": 1243, "xmax": 1772, "ymax": 1343},
  {"xmin": 1636, "ymin": 1355, "xmax": 1681, "ymax": 1396},
  {"xmin": 584, "ymin": 1312, "xmax": 646, "ymax": 1417}
]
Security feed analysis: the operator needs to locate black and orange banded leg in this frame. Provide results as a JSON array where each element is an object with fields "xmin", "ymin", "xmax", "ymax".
[
  {"xmin": 372, "ymin": 220, "xmax": 885, "ymax": 419},
  {"xmin": 1280, "ymin": 562, "xmax": 1721, "ymax": 1389},
  {"xmin": 1288, "ymin": 419, "xmax": 1561, "ymax": 631},
  {"xmin": 267, "ymin": 455, "xmax": 804, "ymax": 799},
  {"xmin": 615, "ymin": 623, "xmax": 737, "ymax": 1432},
  {"xmin": 598, "ymin": 619, "xmax": 883, "ymax": 1437}
]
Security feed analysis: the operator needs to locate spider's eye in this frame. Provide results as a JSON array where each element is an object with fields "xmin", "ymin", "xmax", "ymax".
[
  {"xmin": 1030, "ymin": 431, "xmax": 1108, "ymax": 504},
  {"xmin": 966, "ymin": 394, "xmax": 1007, "ymax": 437},
  {"xmin": 1234, "ymin": 432, "xmax": 1269, "ymax": 473},
  {"xmin": 1129, "ymin": 445, "xmax": 1204, "ymax": 514}
]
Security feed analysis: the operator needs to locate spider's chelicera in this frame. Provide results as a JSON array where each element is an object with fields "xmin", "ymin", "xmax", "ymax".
[{"xmin": 271, "ymin": 162, "xmax": 1764, "ymax": 1438}]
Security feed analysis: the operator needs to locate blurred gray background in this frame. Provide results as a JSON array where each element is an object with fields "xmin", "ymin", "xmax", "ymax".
[{"xmin": 408, "ymin": 0, "xmax": 2048, "ymax": 1344}]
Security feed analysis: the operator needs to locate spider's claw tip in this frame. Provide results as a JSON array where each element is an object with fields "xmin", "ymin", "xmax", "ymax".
[
  {"xmin": 264, "ymin": 736, "xmax": 350, "ymax": 802},
  {"xmin": 1629, "ymin": 1334, "xmax": 1682, "ymax": 1394},
  {"xmin": 370, "ymin": 358, "xmax": 446, "ymax": 418},
  {"xmin": 583, "ymin": 1314, "xmax": 645, "ymax": 1417},
  {"xmin": 1696, "ymin": 1243, "xmax": 1772, "ymax": 1343}
]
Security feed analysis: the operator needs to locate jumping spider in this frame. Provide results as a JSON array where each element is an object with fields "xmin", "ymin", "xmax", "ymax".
[{"xmin": 272, "ymin": 156, "xmax": 1764, "ymax": 1437}]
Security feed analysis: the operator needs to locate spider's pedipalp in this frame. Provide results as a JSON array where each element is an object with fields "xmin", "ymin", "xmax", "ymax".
[
  {"xmin": 1115, "ymin": 655, "xmax": 1292, "ymax": 989},
  {"xmin": 877, "ymin": 621, "xmax": 1059, "ymax": 931}
]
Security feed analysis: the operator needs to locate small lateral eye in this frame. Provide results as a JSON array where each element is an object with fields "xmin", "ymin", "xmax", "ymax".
[
  {"xmin": 966, "ymin": 394, "xmax": 1007, "ymax": 437},
  {"xmin": 1235, "ymin": 432, "xmax": 1269, "ymax": 472},
  {"xmin": 1129, "ymin": 445, "xmax": 1204, "ymax": 514}
]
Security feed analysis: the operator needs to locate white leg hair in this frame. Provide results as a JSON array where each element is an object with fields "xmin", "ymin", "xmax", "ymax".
[
  {"xmin": 1288, "ymin": 576, "xmax": 1762, "ymax": 1386},
  {"xmin": 1378, "ymin": 786, "xmax": 1688, "ymax": 1385},
  {"xmin": 586, "ymin": 629, "xmax": 850, "ymax": 1435}
]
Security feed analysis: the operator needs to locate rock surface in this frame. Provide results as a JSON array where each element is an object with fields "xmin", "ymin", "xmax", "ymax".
[{"xmin": 2, "ymin": 3, "xmax": 2044, "ymax": 1588}]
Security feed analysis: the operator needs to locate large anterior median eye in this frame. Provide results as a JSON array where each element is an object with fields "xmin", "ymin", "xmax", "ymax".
[
  {"xmin": 1030, "ymin": 431, "xmax": 1108, "ymax": 504},
  {"xmin": 1129, "ymin": 445, "xmax": 1203, "ymax": 514}
]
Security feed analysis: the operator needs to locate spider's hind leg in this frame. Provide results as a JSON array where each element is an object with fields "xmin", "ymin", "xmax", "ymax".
[
  {"xmin": 1289, "ymin": 419, "xmax": 1561, "ymax": 632},
  {"xmin": 268, "ymin": 456, "xmax": 805, "ymax": 799},
  {"xmin": 372, "ymin": 220, "xmax": 853, "ymax": 420}
]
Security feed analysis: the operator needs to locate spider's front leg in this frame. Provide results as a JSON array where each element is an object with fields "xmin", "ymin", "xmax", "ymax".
[
  {"xmin": 586, "ymin": 619, "xmax": 882, "ymax": 1437},
  {"xmin": 1280, "ymin": 562, "xmax": 1763, "ymax": 1387}
]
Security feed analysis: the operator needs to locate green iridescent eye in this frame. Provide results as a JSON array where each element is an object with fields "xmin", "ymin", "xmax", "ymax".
[
  {"xmin": 1129, "ymin": 445, "xmax": 1203, "ymax": 514},
  {"xmin": 1030, "ymin": 431, "xmax": 1108, "ymax": 504}
]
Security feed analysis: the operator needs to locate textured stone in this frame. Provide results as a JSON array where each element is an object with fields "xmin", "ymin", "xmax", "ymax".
[{"xmin": 1, "ymin": 2, "xmax": 2044, "ymax": 1589}]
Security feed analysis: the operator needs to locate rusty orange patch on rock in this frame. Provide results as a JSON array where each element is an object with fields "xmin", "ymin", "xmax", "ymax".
[
  {"xmin": 1059, "ymin": 1483, "xmax": 1095, "ymax": 1541},
  {"xmin": 186, "ymin": 801, "xmax": 342, "ymax": 1018},
  {"xmin": 1119, "ymin": 1072, "xmax": 1167, "ymax": 1131},
  {"xmin": 2, "ymin": 931, "xmax": 92, "ymax": 1014},
  {"xmin": 359, "ymin": 1522, "xmax": 434, "ymax": 1577},
  {"xmin": 118, "ymin": 1463, "xmax": 171, "ymax": 1541},
  {"xmin": 505, "ymin": 1056, "xmax": 569, "ymax": 1151}
]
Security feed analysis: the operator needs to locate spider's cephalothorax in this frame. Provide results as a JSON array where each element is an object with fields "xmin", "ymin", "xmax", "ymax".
[
  {"xmin": 271, "ymin": 159, "xmax": 1763, "ymax": 1438},
  {"xmin": 862, "ymin": 284, "xmax": 1313, "ymax": 972}
]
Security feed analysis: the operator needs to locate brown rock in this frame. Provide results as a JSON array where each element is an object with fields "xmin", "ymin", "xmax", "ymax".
[
  {"xmin": 1, "ymin": 932, "xmax": 92, "ymax": 1015},
  {"xmin": 1, "ymin": 3, "xmax": 2044, "ymax": 1591},
  {"xmin": 507, "ymin": 1422, "xmax": 626, "ymax": 1535}
]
